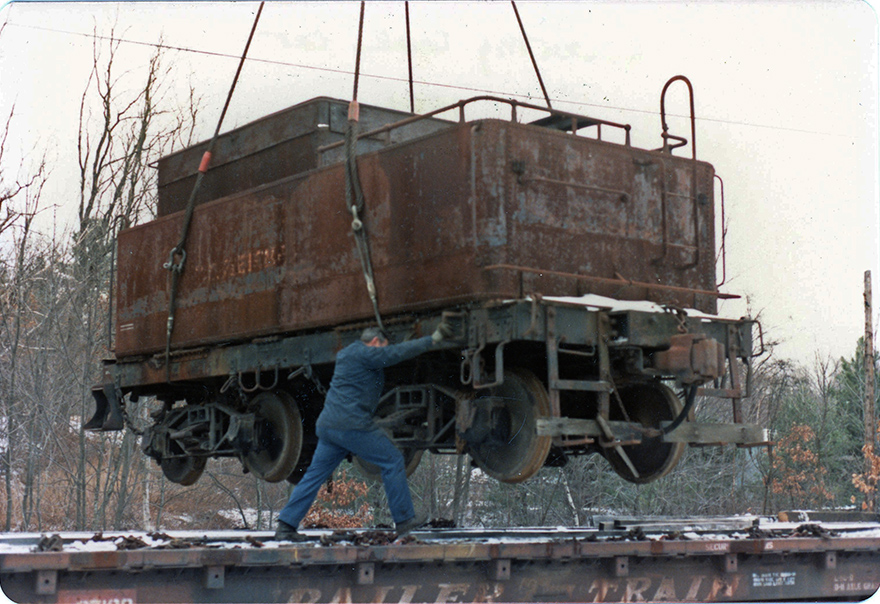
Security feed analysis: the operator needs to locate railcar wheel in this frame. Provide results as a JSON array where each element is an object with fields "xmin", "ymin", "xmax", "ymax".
[
  {"xmin": 160, "ymin": 446, "xmax": 206, "ymax": 486},
  {"xmin": 244, "ymin": 390, "xmax": 303, "ymax": 483},
  {"xmin": 603, "ymin": 382, "xmax": 686, "ymax": 484},
  {"xmin": 468, "ymin": 368, "xmax": 552, "ymax": 484}
]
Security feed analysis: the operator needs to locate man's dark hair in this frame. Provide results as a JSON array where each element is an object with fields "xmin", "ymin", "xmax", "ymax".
[{"xmin": 360, "ymin": 327, "xmax": 387, "ymax": 343}]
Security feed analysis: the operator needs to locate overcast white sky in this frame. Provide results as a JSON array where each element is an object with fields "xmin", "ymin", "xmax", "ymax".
[{"xmin": 0, "ymin": 0, "xmax": 878, "ymax": 367}]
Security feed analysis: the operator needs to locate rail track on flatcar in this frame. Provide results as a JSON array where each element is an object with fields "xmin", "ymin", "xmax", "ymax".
[{"xmin": 2, "ymin": 513, "xmax": 879, "ymax": 603}]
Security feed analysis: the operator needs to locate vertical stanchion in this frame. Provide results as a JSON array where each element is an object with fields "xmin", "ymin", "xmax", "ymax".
[{"xmin": 865, "ymin": 270, "xmax": 876, "ymax": 511}]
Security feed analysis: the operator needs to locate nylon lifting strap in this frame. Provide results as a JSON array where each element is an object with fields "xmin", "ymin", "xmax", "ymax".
[
  {"xmin": 163, "ymin": 2, "xmax": 265, "ymax": 380},
  {"xmin": 345, "ymin": 1, "xmax": 385, "ymax": 334}
]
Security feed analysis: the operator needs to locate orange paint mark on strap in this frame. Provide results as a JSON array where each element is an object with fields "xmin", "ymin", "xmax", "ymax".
[
  {"xmin": 198, "ymin": 151, "xmax": 212, "ymax": 173},
  {"xmin": 348, "ymin": 101, "xmax": 360, "ymax": 122}
]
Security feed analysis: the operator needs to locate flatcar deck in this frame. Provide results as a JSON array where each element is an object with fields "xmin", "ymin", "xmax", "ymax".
[{"xmin": 2, "ymin": 515, "xmax": 878, "ymax": 603}]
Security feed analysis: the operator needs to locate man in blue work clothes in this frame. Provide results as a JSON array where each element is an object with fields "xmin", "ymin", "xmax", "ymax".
[{"xmin": 275, "ymin": 322, "xmax": 452, "ymax": 541}]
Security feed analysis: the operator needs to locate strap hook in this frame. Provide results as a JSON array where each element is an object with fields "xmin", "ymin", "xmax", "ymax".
[{"xmin": 164, "ymin": 247, "xmax": 186, "ymax": 273}]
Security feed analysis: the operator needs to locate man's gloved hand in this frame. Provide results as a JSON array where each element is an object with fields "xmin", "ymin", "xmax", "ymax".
[{"xmin": 432, "ymin": 320, "xmax": 454, "ymax": 344}]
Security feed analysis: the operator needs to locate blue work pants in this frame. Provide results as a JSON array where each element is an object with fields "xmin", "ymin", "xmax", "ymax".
[{"xmin": 277, "ymin": 426, "xmax": 415, "ymax": 528}]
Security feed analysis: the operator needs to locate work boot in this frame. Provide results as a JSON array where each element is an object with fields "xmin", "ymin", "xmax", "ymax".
[
  {"xmin": 395, "ymin": 512, "xmax": 428, "ymax": 537},
  {"xmin": 274, "ymin": 520, "xmax": 309, "ymax": 542}
]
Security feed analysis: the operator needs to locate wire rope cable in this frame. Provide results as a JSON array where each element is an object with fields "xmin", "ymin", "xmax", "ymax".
[{"xmin": 511, "ymin": 1, "xmax": 552, "ymax": 110}]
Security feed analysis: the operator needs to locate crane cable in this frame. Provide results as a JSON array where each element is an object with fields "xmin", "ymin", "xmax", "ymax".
[
  {"xmin": 345, "ymin": 1, "xmax": 386, "ymax": 334},
  {"xmin": 163, "ymin": 2, "xmax": 265, "ymax": 380},
  {"xmin": 511, "ymin": 1, "xmax": 552, "ymax": 110},
  {"xmin": 405, "ymin": 1, "xmax": 415, "ymax": 113}
]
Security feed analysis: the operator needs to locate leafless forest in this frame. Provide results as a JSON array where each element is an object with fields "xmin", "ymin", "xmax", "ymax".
[{"xmin": 1, "ymin": 31, "xmax": 878, "ymax": 534}]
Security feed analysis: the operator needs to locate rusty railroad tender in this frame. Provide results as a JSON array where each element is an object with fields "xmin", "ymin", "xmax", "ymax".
[
  {"xmin": 36, "ymin": 87, "xmax": 880, "ymax": 604},
  {"xmin": 85, "ymin": 90, "xmax": 767, "ymax": 489}
]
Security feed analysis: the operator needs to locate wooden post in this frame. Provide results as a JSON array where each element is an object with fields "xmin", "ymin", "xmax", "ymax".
[{"xmin": 865, "ymin": 270, "xmax": 876, "ymax": 510}]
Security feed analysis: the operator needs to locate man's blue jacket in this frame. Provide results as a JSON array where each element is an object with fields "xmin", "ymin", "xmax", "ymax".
[{"xmin": 316, "ymin": 336, "xmax": 434, "ymax": 432}]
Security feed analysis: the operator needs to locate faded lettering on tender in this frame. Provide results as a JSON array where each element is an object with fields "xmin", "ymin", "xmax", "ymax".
[{"xmin": 200, "ymin": 244, "xmax": 285, "ymax": 283}]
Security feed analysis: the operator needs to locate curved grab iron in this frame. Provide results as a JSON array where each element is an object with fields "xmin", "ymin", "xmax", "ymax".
[{"xmin": 660, "ymin": 75, "xmax": 696, "ymax": 160}]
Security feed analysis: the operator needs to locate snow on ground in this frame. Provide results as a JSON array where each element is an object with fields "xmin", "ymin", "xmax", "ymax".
[
  {"xmin": 515, "ymin": 293, "xmax": 732, "ymax": 323},
  {"xmin": 539, "ymin": 293, "xmax": 727, "ymax": 320}
]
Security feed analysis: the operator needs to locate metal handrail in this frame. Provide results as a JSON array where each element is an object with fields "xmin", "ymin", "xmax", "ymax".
[
  {"xmin": 317, "ymin": 95, "xmax": 632, "ymax": 154},
  {"xmin": 659, "ymin": 75, "xmax": 696, "ymax": 160}
]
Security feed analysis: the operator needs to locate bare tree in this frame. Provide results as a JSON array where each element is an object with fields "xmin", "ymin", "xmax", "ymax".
[
  {"xmin": 0, "ymin": 94, "xmax": 52, "ymax": 529},
  {"xmin": 58, "ymin": 22, "xmax": 205, "ymax": 530},
  {"xmin": 5, "ymin": 24, "xmax": 203, "ymax": 531}
]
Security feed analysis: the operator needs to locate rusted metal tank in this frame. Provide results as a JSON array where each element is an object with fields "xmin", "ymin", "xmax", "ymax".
[
  {"xmin": 118, "ymin": 96, "xmax": 718, "ymax": 358},
  {"xmin": 156, "ymin": 97, "xmax": 453, "ymax": 216}
]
